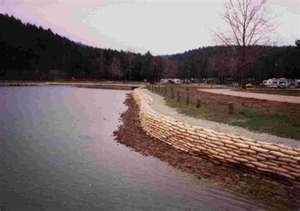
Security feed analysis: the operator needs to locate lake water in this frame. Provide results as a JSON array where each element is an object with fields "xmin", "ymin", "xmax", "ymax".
[{"xmin": 0, "ymin": 86, "xmax": 261, "ymax": 211}]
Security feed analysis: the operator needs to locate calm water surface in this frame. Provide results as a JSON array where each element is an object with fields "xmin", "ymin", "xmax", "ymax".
[{"xmin": 0, "ymin": 86, "xmax": 262, "ymax": 210}]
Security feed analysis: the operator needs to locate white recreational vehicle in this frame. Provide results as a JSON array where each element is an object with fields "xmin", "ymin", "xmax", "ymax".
[
  {"xmin": 263, "ymin": 78, "xmax": 299, "ymax": 89},
  {"xmin": 160, "ymin": 78, "xmax": 182, "ymax": 84}
]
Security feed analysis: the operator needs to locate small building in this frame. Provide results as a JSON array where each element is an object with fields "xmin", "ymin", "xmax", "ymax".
[{"xmin": 160, "ymin": 78, "xmax": 182, "ymax": 84}]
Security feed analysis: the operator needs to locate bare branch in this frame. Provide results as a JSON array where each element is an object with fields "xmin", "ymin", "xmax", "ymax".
[
  {"xmin": 215, "ymin": 0, "xmax": 273, "ymax": 85},
  {"xmin": 217, "ymin": 0, "xmax": 271, "ymax": 47}
]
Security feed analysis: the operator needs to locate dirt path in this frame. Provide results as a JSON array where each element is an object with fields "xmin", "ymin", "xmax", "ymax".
[
  {"xmin": 199, "ymin": 89, "xmax": 300, "ymax": 104},
  {"xmin": 144, "ymin": 89, "xmax": 300, "ymax": 148}
]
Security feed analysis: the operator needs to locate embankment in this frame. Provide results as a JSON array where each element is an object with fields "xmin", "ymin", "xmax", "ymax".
[
  {"xmin": 114, "ymin": 93, "xmax": 300, "ymax": 210},
  {"xmin": 133, "ymin": 88, "xmax": 300, "ymax": 187}
]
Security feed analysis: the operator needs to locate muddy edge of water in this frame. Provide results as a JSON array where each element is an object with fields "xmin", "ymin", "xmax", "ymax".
[{"xmin": 113, "ymin": 94, "xmax": 300, "ymax": 211}]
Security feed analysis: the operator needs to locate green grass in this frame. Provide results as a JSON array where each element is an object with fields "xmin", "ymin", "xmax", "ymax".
[
  {"xmin": 165, "ymin": 97, "xmax": 300, "ymax": 140},
  {"xmin": 232, "ymin": 113, "xmax": 300, "ymax": 139}
]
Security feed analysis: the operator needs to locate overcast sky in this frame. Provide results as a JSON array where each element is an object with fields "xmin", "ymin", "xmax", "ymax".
[{"xmin": 1, "ymin": 0, "xmax": 300, "ymax": 55}]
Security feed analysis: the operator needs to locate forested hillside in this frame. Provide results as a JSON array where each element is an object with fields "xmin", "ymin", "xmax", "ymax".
[
  {"xmin": 0, "ymin": 14, "xmax": 163, "ymax": 81},
  {"xmin": 0, "ymin": 14, "xmax": 299, "ymax": 82},
  {"xmin": 168, "ymin": 44, "xmax": 300, "ymax": 83}
]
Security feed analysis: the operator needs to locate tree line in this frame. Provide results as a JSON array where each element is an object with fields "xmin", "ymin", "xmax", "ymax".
[
  {"xmin": 0, "ymin": 14, "xmax": 299, "ymax": 83},
  {"xmin": 167, "ymin": 44, "xmax": 300, "ymax": 83},
  {"xmin": 0, "ymin": 14, "xmax": 164, "ymax": 81}
]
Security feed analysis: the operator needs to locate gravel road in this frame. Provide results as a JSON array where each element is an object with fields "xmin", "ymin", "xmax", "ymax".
[{"xmin": 199, "ymin": 89, "xmax": 300, "ymax": 104}]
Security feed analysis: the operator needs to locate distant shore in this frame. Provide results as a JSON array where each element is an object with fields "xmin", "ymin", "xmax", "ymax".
[{"xmin": 0, "ymin": 81, "xmax": 145, "ymax": 90}]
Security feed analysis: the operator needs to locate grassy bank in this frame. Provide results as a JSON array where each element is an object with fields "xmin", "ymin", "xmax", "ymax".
[{"xmin": 148, "ymin": 85, "xmax": 300, "ymax": 140}]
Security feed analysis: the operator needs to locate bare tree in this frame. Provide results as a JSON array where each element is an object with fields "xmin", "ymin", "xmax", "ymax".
[{"xmin": 216, "ymin": 0, "xmax": 273, "ymax": 86}]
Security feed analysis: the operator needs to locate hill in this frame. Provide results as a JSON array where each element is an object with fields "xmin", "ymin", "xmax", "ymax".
[
  {"xmin": 0, "ymin": 14, "xmax": 299, "ymax": 82},
  {"xmin": 166, "ymin": 44, "xmax": 300, "ymax": 83},
  {"xmin": 0, "ymin": 14, "xmax": 163, "ymax": 81}
]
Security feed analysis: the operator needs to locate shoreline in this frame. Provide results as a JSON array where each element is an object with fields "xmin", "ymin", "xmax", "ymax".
[{"xmin": 114, "ymin": 94, "xmax": 300, "ymax": 210}]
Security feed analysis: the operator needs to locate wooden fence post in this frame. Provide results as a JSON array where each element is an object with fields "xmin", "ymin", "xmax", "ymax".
[
  {"xmin": 196, "ymin": 99, "xmax": 201, "ymax": 108},
  {"xmin": 177, "ymin": 91, "xmax": 180, "ymax": 102},
  {"xmin": 186, "ymin": 88, "xmax": 190, "ymax": 105},
  {"xmin": 170, "ymin": 87, "xmax": 175, "ymax": 99},
  {"xmin": 228, "ymin": 102, "xmax": 234, "ymax": 114},
  {"xmin": 186, "ymin": 93, "xmax": 190, "ymax": 105}
]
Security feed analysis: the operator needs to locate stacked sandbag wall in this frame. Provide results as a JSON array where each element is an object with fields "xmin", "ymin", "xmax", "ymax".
[{"xmin": 133, "ymin": 89, "xmax": 300, "ymax": 186}]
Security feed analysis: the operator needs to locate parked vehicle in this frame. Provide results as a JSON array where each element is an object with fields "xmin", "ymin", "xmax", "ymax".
[
  {"xmin": 160, "ymin": 78, "xmax": 182, "ymax": 84},
  {"xmin": 246, "ymin": 83, "xmax": 253, "ymax": 88},
  {"xmin": 296, "ymin": 79, "xmax": 300, "ymax": 88},
  {"xmin": 263, "ymin": 78, "xmax": 278, "ymax": 88},
  {"xmin": 263, "ymin": 79, "xmax": 273, "ymax": 87},
  {"xmin": 278, "ymin": 81, "xmax": 288, "ymax": 89},
  {"xmin": 270, "ymin": 79, "xmax": 279, "ymax": 88},
  {"xmin": 288, "ymin": 80, "xmax": 296, "ymax": 88},
  {"xmin": 262, "ymin": 78, "xmax": 299, "ymax": 89}
]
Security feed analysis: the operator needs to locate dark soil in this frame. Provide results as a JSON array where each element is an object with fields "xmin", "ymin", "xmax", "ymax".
[{"xmin": 114, "ymin": 94, "xmax": 300, "ymax": 211}]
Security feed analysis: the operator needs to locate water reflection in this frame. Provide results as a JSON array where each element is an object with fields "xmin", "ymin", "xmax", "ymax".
[{"xmin": 0, "ymin": 86, "xmax": 262, "ymax": 210}]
